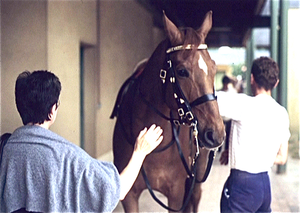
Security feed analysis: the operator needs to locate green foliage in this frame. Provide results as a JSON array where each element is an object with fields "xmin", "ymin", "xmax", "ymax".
[{"xmin": 231, "ymin": 63, "xmax": 246, "ymax": 79}]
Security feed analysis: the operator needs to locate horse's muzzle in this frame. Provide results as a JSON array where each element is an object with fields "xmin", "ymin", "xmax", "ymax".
[{"xmin": 200, "ymin": 129, "xmax": 224, "ymax": 150}]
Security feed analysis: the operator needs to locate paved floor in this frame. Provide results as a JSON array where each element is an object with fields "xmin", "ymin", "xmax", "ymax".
[
  {"xmin": 270, "ymin": 157, "xmax": 300, "ymax": 212},
  {"xmin": 113, "ymin": 153, "xmax": 300, "ymax": 212}
]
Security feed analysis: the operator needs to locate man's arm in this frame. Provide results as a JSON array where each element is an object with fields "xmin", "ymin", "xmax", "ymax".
[
  {"xmin": 216, "ymin": 91, "xmax": 250, "ymax": 121},
  {"xmin": 274, "ymin": 140, "xmax": 288, "ymax": 165},
  {"xmin": 119, "ymin": 124, "xmax": 163, "ymax": 200}
]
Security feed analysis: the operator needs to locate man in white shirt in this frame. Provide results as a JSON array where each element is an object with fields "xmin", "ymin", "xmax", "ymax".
[{"xmin": 217, "ymin": 57, "xmax": 290, "ymax": 212}]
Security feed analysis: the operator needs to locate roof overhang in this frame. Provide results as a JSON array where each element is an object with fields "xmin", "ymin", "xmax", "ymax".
[{"xmin": 137, "ymin": 0, "xmax": 269, "ymax": 47}]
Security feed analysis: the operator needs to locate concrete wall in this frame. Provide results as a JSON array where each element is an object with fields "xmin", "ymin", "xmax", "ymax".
[
  {"xmin": 47, "ymin": 0, "xmax": 98, "ymax": 148},
  {"xmin": 0, "ymin": 0, "xmax": 163, "ymax": 158},
  {"xmin": 1, "ymin": 1, "xmax": 48, "ymax": 132}
]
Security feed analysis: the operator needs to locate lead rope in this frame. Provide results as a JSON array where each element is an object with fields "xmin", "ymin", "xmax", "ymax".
[
  {"xmin": 192, "ymin": 119, "xmax": 216, "ymax": 184},
  {"xmin": 191, "ymin": 122, "xmax": 200, "ymax": 168}
]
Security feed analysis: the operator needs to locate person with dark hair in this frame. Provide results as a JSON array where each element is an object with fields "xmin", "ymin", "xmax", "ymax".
[
  {"xmin": 216, "ymin": 57, "xmax": 290, "ymax": 212},
  {"xmin": 15, "ymin": 71, "xmax": 62, "ymax": 126},
  {"xmin": 0, "ymin": 70, "xmax": 163, "ymax": 213},
  {"xmin": 220, "ymin": 75, "xmax": 237, "ymax": 93}
]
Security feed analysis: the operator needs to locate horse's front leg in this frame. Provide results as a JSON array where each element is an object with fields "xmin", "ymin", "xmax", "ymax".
[
  {"xmin": 181, "ymin": 180, "xmax": 202, "ymax": 212},
  {"xmin": 167, "ymin": 179, "xmax": 202, "ymax": 213},
  {"xmin": 166, "ymin": 176, "xmax": 189, "ymax": 213},
  {"xmin": 191, "ymin": 183, "xmax": 202, "ymax": 212}
]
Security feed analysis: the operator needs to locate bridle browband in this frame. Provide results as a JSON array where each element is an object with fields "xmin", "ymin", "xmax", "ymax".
[{"xmin": 166, "ymin": 43, "xmax": 208, "ymax": 54}]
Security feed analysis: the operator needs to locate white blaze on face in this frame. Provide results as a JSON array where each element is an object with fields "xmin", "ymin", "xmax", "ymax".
[{"xmin": 198, "ymin": 55, "xmax": 208, "ymax": 75}]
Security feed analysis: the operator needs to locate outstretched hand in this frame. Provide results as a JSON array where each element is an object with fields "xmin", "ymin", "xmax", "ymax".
[
  {"xmin": 119, "ymin": 124, "xmax": 163, "ymax": 200},
  {"xmin": 134, "ymin": 124, "xmax": 163, "ymax": 157}
]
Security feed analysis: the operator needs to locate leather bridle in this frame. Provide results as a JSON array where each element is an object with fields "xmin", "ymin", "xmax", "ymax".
[{"xmin": 142, "ymin": 43, "xmax": 217, "ymax": 147}]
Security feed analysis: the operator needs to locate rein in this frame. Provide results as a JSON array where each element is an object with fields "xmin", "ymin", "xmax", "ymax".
[{"xmin": 141, "ymin": 114, "xmax": 216, "ymax": 212}]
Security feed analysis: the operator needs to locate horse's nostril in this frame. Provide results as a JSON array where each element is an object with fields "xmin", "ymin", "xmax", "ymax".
[{"xmin": 204, "ymin": 130, "xmax": 214, "ymax": 146}]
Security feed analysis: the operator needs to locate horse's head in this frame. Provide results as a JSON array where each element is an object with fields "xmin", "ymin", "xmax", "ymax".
[{"xmin": 162, "ymin": 11, "xmax": 225, "ymax": 149}]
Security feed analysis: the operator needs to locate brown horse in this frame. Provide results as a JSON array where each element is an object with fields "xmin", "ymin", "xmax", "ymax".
[{"xmin": 111, "ymin": 11, "xmax": 225, "ymax": 212}]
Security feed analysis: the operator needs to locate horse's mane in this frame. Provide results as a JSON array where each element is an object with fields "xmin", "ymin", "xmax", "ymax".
[{"xmin": 132, "ymin": 58, "xmax": 148, "ymax": 77}]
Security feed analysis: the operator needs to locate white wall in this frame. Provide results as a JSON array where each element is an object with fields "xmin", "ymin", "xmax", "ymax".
[{"xmin": 1, "ymin": 1, "xmax": 48, "ymax": 133}]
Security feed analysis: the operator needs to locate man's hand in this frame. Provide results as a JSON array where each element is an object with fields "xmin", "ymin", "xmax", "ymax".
[
  {"xmin": 219, "ymin": 149, "xmax": 229, "ymax": 165},
  {"xmin": 134, "ymin": 124, "xmax": 163, "ymax": 157},
  {"xmin": 119, "ymin": 124, "xmax": 163, "ymax": 200},
  {"xmin": 274, "ymin": 140, "xmax": 288, "ymax": 165}
]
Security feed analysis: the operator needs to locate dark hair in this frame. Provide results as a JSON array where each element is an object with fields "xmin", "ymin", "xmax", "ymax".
[
  {"xmin": 222, "ymin": 75, "xmax": 231, "ymax": 85},
  {"xmin": 251, "ymin": 57, "xmax": 279, "ymax": 91},
  {"xmin": 15, "ymin": 70, "xmax": 61, "ymax": 125}
]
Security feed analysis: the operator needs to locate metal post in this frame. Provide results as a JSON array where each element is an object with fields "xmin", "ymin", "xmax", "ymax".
[
  {"xmin": 246, "ymin": 30, "xmax": 255, "ymax": 96},
  {"xmin": 271, "ymin": 0, "xmax": 279, "ymax": 99},
  {"xmin": 277, "ymin": 0, "xmax": 289, "ymax": 174}
]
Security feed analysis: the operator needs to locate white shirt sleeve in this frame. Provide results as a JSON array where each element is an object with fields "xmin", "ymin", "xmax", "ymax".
[{"xmin": 216, "ymin": 91, "xmax": 250, "ymax": 121}]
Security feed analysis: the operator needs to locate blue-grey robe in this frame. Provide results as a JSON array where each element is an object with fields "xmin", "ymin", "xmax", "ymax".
[{"xmin": 0, "ymin": 125, "xmax": 120, "ymax": 212}]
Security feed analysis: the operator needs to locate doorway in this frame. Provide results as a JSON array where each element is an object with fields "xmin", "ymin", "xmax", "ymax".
[{"xmin": 80, "ymin": 44, "xmax": 97, "ymax": 157}]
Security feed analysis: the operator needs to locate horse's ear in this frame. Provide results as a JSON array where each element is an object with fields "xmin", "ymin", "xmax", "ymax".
[
  {"xmin": 197, "ymin": 11, "xmax": 213, "ymax": 40},
  {"xmin": 163, "ymin": 11, "xmax": 183, "ymax": 45}
]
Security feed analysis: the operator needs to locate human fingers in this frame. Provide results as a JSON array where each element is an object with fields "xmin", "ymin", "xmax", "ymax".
[
  {"xmin": 156, "ymin": 135, "xmax": 164, "ymax": 145},
  {"xmin": 137, "ymin": 127, "xmax": 147, "ymax": 140},
  {"xmin": 148, "ymin": 124, "xmax": 157, "ymax": 132},
  {"xmin": 145, "ymin": 127, "xmax": 163, "ymax": 153},
  {"xmin": 154, "ymin": 126, "xmax": 163, "ymax": 135},
  {"xmin": 147, "ymin": 125, "xmax": 163, "ymax": 141},
  {"xmin": 148, "ymin": 124, "xmax": 162, "ymax": 134},
  {"xmin": 137, "ymin": 124, "xmax": 160, "ymax": 140}
]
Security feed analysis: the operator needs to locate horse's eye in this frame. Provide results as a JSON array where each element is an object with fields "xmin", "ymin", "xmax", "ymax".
[{"xmin": 177, "ymin": 68, "xmax": 189, "ymax": 78}]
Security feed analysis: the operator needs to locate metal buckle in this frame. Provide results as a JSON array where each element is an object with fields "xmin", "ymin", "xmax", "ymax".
[
  {"xmin": 178, "ymin": 108, "xmax": 184, "ymax": 117},
  {"xmin": 173, "ymin": 120, "xmax": 180, "ymax": 126},
  {"xmin": 167, "ymin": 60, "xmax": 172, "ymax": 68},
  {"xmin": 160, "ymin": 69, "xmax": 167, "ymax": 83},
  {"xmin": 160, "ymin": 69, "xmax": 167, "ymax": 79},
  {"xmin": 186, "ymin": 111, "xmax": 194, "ymax": 121}
]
